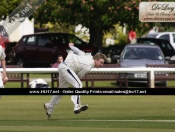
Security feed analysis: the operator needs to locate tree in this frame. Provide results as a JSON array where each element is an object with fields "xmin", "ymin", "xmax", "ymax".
[
  {"xmin": 0, "ymin": 0, "xmax": 22, "ymax": 21},
  {"xmin": 35, "ymin": 0, "xmax": 175, "ymax": 50},
  {"xmin": 33, "ymin": 0, "xmax": 140, "ymax": 51},
  {"xmin": 1, "ymin": 0, "xmax": 175, "ymax": 50}
]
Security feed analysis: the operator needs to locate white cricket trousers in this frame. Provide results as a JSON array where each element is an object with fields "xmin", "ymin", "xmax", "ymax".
[
  {"xmin": 49, "ymin": 63, "xmax": 83, "ymax": 107},
  {"xmin": 0, "ymin": 73, "xmax": 4, "ymax": 99}
]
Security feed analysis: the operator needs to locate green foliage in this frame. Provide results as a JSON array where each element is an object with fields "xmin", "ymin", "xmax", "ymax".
[
  {"xmin": 34, "ymin": 0, "xmax": 126, "ymax": 30},
  {"xmin": 0, "ymin": 0, "xmax": 22, "ymax": 20},
  {"xmin": 1, "ymin": 0, "xmax": 175, "ymax": 34},
  {"xmin": 35, "ymin": 22, "xmax": 75, "ymax": 34},
  {"xmin": 116, "ymin": 31, "xmax": 127, "ymax": 45},
  {"xmin": 103, "ymin": 23, "xmax": 127, "ymax": 47},
  {"xmin": 113, "ymin": 24, "xmax": 127, "ymax": 45},
  {"xmin": 1, "ymin": 0, "xmax": 175, "ymax": 48}
]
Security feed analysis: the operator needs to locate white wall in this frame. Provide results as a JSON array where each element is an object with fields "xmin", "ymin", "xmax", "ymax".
[
  {"xmin": 0, "ymin": 18, "xmax": 34, "ymax": 42},
  {"xmin": 9, "ymin": 18, "xmax": 34, "ymax": 42}
]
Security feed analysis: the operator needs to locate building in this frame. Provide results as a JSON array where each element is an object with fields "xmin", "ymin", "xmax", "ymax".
[{"xmin": 0, "ymin": 17, "xmax": 34, "ymax": 42}]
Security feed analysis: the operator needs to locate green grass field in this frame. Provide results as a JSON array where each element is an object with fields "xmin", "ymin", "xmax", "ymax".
[
  {"xmin": 1, "ymin": 74, "xmax": 175, "ymax": 131},
  {"xmin": 0, "ymin": 95, "xmax": 175, "ymax": 132}
]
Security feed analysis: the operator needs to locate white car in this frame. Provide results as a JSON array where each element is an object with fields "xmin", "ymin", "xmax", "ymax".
[{"xmin": 145, "ymin": 32, "xmax": 175, "ymax": 50}]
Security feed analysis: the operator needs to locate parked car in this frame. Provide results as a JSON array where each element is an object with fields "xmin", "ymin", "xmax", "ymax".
[
  {"xmin": 144, "ymin": 32, "xmax": 175, "ymax": 49},
  {"xmin": 133, "ymin": 38, "xmax": 175, "ymax": 64},
  {"xmin": 115, "ymin": 44, "xmax": 167, "ymax": 86},
  {"xmin": 11, "ymin": 32, "xmax": 99, "ymax": 67}
]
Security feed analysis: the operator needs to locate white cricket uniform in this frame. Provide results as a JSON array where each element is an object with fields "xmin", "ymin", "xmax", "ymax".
[
  {"xmin": 0, "ymin": 45, "xmax": 6, "ymax": 99},
  {"xmin": 48, "ymin": 46, "xmax": 94, "ymax": 106}
]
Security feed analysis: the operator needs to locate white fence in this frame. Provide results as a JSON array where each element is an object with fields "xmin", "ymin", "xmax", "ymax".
[{"xmin": 3, "ymin": 68, "xmax": 175, "ymax": 88}]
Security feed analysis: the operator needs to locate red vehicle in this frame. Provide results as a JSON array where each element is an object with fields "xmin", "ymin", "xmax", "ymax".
[
  {"xmin": 12, "ymin": 32, "xmax": 99, "ymax": 67},
  {"xmin": 0, "ymin": 25, "xmax": 9, "ymax": 50}
]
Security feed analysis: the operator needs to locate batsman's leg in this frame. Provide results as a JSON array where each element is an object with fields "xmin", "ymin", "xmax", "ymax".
[
  {"xmin": 0, "ymin": 74, "xmax": 4, "ymax": 99},
  {"xmin": 63, "ymin": 68, "xmax": 88, "ymax": 114},
  {"xmin": 43, "ymin": 69, "xmax": 68, "ymax": 119}
]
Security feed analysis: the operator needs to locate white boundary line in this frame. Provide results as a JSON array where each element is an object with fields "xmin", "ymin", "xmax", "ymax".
[{"xmin": 62, "ymin": 119, "xmax": 175, "ymax": 122}]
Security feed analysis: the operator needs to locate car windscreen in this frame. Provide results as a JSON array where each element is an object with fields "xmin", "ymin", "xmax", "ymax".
[{"xmin": 122, "ymin": 47, "xmax": 163, "ymax": 60}]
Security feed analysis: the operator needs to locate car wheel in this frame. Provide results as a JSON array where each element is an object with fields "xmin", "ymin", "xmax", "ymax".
[{"xmin": 16, "ymin": 56, "xmax": 26, "ymax": 67}]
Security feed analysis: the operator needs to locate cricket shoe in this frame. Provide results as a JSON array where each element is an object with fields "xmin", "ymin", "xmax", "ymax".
[
  {"xmin": 44, "ymin": 103, "xmax": 53, "ymax": 119},
  {"xmin": 74, "ymin": 104, "xmax": 88, "ymax": 114}
]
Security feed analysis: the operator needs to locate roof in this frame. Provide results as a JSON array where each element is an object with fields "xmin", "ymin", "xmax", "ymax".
[
  {"xmin": 137, "ymin": 37, "xmax": 170, "ymax": 42},
  {"xmin": 146, "ymin": 32, "xmax": 175, "ymax": 35},
  {"xmin": 125, "ymin": 44, "xmax": 159, "ymax": 48},
  {"xmin": 22, "ymin": 32, "xmax": 73, "ymax": 36},
  {"xmin": 155, "ymin": 32, "xmax": 175, "ymax": 33}
]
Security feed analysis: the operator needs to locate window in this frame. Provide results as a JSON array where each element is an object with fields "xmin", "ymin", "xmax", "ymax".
[
  {"xmin": 147, "ymin": 48, "xmax": 162, "ymax": 60},
  {"xmin": 159, "ymin": 34, "xmax": 170, "ymax": 42},
  {"xmin": 123, "ymin": 47, "xmax": 163, "ymax": 60},
  {"xmin": 172, "ymin": 34, "xmax": 175, "ymax": 43},
  {"xmin": 163, "ymin": 41, "xmax": 174, "ymax": 51},
  {"xmin": 19, "ymin": 37, "xmax": 27, "ymax": 45},
  {"xmin": 38, "ymin": 36, "xmax": 52, "ymax": 46},
  {"xmin": 124, "ymin": 48, "xmax": 137, "ymax": 59},
  {"xmin": 50, "ymin": 35, "xmax": 66, "ymax": 45},
  {"xmin": 26, "ymin": 36, "xmax": 37, "ymax": 45},
  {"xmin": 138, "ymin": 40, "xmax": 156, "ymax": 45},
  {"xmin": 145, "ymin": 34, "xmax": 158, "ymax": 38}
]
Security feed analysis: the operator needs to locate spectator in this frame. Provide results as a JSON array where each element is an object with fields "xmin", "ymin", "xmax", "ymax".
[
  {"xmin": 129, "ymin": 49, "xmax": 136, "ymax": 56},
  {"xmin": 51, "ymin": 55, "xmax": 63, "ymax": 68},
  {"xmin": 128, "ymin": 30, "xmax": 137, "ymax": 43},
  {"xmin": 125, "ymin": 49, "xmax": 137, "ymax": 59}
]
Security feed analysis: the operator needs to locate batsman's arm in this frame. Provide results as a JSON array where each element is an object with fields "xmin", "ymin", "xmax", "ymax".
[
  {"xmin": 0, "ymin": 47, "xmax": 6, "ymax": 76},
  {"xmin": 69, "ymin": 43, "xmax": 81, "ymax": 55}
]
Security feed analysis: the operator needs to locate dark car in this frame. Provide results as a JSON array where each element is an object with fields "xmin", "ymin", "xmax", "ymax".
[
  {"xmin": 116, "ymin": 44, "xmax": 167, "ymax": 86},
  {"xmin": 11, "ymin": 32, "xmax": 99, "ymax": 67},
  {"xmin": 144, "ymin": 32, "xmax": 175, "ymax": 49},
  {"xmin": 134, "ymin": 38, "xmax": 175, "ymax": 64}
]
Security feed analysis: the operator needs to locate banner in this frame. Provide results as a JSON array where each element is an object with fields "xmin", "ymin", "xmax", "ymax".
[
  {"xmin": 1, "ymin": 88, "xmax": 175, "ymax": 95},
  {"xmin": 139, "ymin": 2, "xmax": 175, "ymax": 22}
]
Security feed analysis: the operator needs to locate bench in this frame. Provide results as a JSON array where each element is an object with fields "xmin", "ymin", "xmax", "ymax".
[
  {"xmin": 6, "ymin": 65, "xmax": 30, "ymax": 88},
  {"xmin": 51, "ymin": 64, "xmax": 128, "ymax": 88},
  {"xmin": 146, "ymin": 64, "xmax": 175, "ymax": 88},
  {"xmin": 81, "ymin": 64, "xmax": 128, "ymax": 88},
  {"xmin": 51, "ymin": 72, "xmax": 59, "ymax": 88}
]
